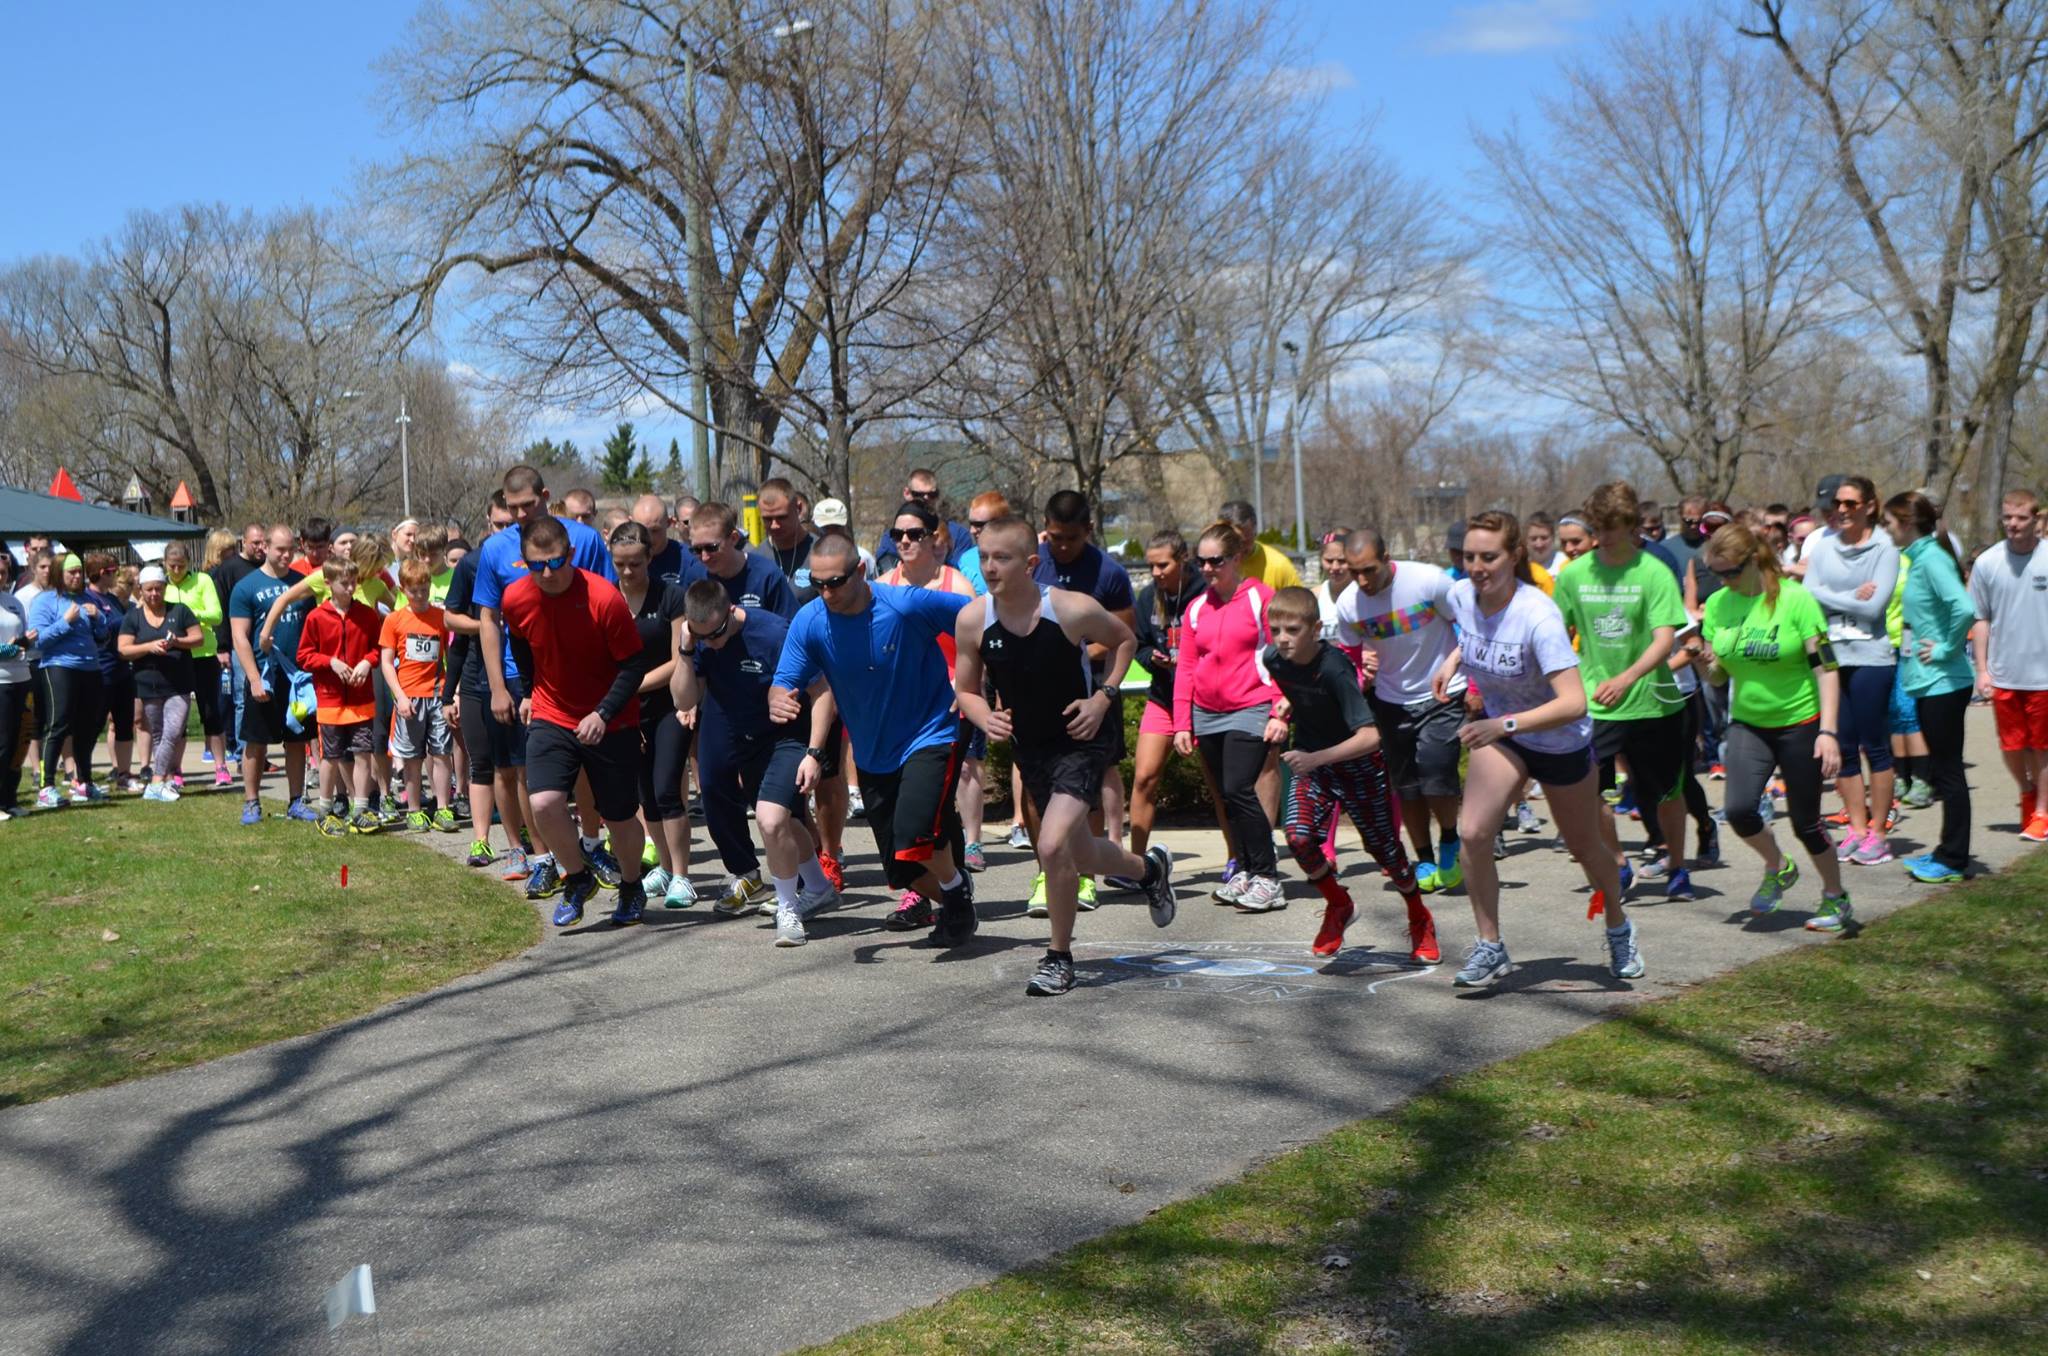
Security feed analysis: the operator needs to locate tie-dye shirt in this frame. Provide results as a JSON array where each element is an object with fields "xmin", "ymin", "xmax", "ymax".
[{"xmin": 1335, "ymin": 561, "xmax": 1466, "ymax": 705}]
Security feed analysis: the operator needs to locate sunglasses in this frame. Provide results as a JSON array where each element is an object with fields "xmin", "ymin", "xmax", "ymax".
[
  {"xmin": 811, "ymin": 570, "xmax": 855, "ymax": 590},
  {"xmin": 688, "ymin": 613, "xmax": 732, "ymax": 642},
  {"xmin": 968, "ymin": 519, "xmax": 992, "ymax": 531},
  {"xmin": 527, "ymin": 553, "xmax": 570, "ymax": 573},
  {"xmin": 1680, "ymin": 516, "xmax": 1703, "ymax": 528},
  {"xmin": 1831, "ymin": 498, "xmax": 1864, "ymax": 511},
  {"xmin": 905, "ymin": 488, "xmax": 939, "ymax": 501},
  {"xmin": 1709, "ymin": 562, "xmax": 1748, "ymax": 579},
  {"xmin": 1195, "ymin": 554, "xmax": 1229, "ymax": 569},
  {"xmin": 888, "ymin": 527, "xmax": 929, "ymax": 543},
  {"xmin": 688, "ymin": 541, "xmax": 726, "ymax": 557}
]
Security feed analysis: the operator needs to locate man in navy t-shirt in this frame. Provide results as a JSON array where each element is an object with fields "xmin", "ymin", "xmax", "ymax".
[
  {"xmin": 688, "ymin": 501, "xmax": 798, "ymax": 618},
  {"xmin": 872, "ymin": 467, "xmax": 972, "ymax": 573}
]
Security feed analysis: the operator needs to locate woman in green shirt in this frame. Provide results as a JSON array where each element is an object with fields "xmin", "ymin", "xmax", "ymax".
[
  {"xmin": 162, "ymin": 540, "xmax": 228, "ymax": 788},
  {"xmin": 1701, "ymin": 522, "xmax": 1852, "ymax": 931}
]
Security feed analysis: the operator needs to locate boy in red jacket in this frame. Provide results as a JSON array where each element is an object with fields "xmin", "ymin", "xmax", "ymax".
[{"xmin": 298, "ymin": 557, "xmax": 382, "ymax": 835}]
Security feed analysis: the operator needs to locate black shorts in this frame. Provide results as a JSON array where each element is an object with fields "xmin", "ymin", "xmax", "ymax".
[
  {"xmin": 1013, "ymin": 729, "xmax": 1116, "ymax": 816},
  {"xmin": 1500, "ymin": 736, "xmax": 1593, "ymax": 788},
  {"xmin": 856, "ymin": 736, "xmax": 966, "ymax": 891},
  {"xmin": 460, "ymin": 688, "xmax": 527, "ymax": 781},
  {"xmin": 525, "ymin": 720, "xmax": 641, "ymax": 822},
  {"xmin": 731, "ymin": 733, "xmax": 811, "ymax": 814},
  {"xmin": 240, "ymin": 671, "xmax": 309, "ymax": 746},
  {"xmin": 320, "ymin": 719, "xmax": 375, "ymax": 761},
  {"xmin": 1592, "ymin": 708, "xmax": 1688, "ymax": 806},
  {"xmin": 1367, "ymin": 692, "xmax": 1465, "ymax": 799},
  {"xmin": 815, "ymin": 713, "xmax": 845, "ymax": 779}
]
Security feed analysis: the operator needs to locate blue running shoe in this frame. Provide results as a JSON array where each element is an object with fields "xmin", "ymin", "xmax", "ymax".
[
  {"xmin": 1619, "ymin": 860, "xmax": 1635, "ymax": 899},
  {"xmin": 609, "ymin": 881, "xmax": 647, "ymax": 926},
  {"xmin": 553, "ymin": 870, "xmax": 596, "ymax": 927},
  {"xmin": 240, "ymin": 799, "xmax": 263, "ymax": 827},
  {"xmin": 286, "ymin": 797, "xmax": 320, "ymax": 823},
  {"xmin": 1749, "ymin": 860, "xmax": 1798, "ymax": 915},
  {"xmin": 1665, "ymin": 868, "xmax": 1695, "ymax": 902},
  {"xmin": 527, "ymin": 856, "xmax": 563, "ymax": 900},
  {"xmin": 586, "ymin": 842, "xmax": 623, "ymax": 889},
  {"xmin": 1428, "ymin": 837, "xmax": 1464, "ymax": 893},
  {"xmin": 1606, "ymin": 919, "xmax": 1644, "ymax": 979},
  {"xmin": 1453, "ymin": 937, "xmax": 1513, "ymax": 987},
  {"xmin": 1903, "ymin": 854, "xmax": 1964, "ymax": 884}
]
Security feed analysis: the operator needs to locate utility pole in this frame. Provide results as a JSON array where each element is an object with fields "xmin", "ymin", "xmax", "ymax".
[
  {"xmin": 396, "ymin": 392, "xmax": 413, "ymax": 519},
  {"xmin": 684, "ymin": 41, "xmax": 715, "ymax": 499},
  {"xmin": 1284, "ymin": 340, "xmax": 1306, "ymax": 553}
]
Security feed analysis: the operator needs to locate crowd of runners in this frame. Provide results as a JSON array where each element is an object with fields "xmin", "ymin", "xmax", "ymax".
[{"xmin": 3, "ymin": 465, "xmax": 2045, "ymax": 996}]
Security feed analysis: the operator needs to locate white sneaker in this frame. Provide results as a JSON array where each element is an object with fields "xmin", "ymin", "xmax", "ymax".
[
  {"xmin": 664, "ymin": 874, "xmax": 700, "ymax": 909},
  {"xmin": 773, "ymin": 902, "xmax": 807, "ymax": 946},
  {"xmin": 643, "ymin": 866, "xmax": 672, "ymax": 899},
  {"xmin": 796, "ymin": 884, "xmax": 842, "ymax": 918},
  {"xmin": 1233, "ymin": 875, "xmax": 1287, "ymax": 912},
  {"xmin": 847, "ymin": 788, "xmax": 867, "ymax": 818},
  {"xmin": 1213, "ymin": 871, "xmax": 1249, "ymax": 905},
  {"xmin": 1006, "ymin": 823, "xmax": 1031, "ymax": 850}
]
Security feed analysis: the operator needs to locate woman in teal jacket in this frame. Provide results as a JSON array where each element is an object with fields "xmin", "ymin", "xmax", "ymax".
[{"xmin": 1883, "ymin": 490, "xmax": 1975, "ymax": 882}]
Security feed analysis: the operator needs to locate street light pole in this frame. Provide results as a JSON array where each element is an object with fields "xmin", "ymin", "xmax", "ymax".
[
  {"xmin": 1284, "ymin": 340, "xmax": 1306, "ymax": 554},
  {"xmin": 395, "ymin": 392, "xmax": 413, "ymax": 519},
  {"xmin": 684, "ymin": 41, "xmax": 715, "ymax": 500}
]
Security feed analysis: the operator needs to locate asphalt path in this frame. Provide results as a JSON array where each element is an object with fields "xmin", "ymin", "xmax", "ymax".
[{"xmin": 1, "ymin": 708, "xmax": 2035, "ymax": 1354}]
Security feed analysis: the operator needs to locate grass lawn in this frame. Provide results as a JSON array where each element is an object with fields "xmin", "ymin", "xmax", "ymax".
[
  {"xmin": 0, "ymin": 796, "xmax": 537, "ymax": 1107},
  {"xmin": 808, "ymin": 856, "xmax": 2048, "ymax": 1355}
]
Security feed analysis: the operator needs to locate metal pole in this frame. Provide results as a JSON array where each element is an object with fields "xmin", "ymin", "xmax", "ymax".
[
  {"xmin": 396, "ymin": 393, "xmax": 412, "ymax": 520},
  {"xmin": 1285, "ymin": 342, "xmax": 1306, "ymax": 553},
  {"xmin": 684, "ymin": 42, "xmax": 715, "ymax": 499}
]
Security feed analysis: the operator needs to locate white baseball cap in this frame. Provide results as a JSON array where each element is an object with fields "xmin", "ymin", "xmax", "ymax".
[{"xmin": 812, "ymin": 497, "xmax": 851, "ymax": 527}]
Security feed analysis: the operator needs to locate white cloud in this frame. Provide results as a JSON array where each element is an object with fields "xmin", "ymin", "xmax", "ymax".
[
  {"xmin": 1263, "ymin": 61, "xmax": 1358, "ymax": 100},
  {"xmin": 1424, "ymin": 0, "xmax": 1593, "ymax": 55}
]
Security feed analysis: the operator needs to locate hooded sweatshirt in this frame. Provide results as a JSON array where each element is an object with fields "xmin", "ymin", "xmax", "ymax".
[
  {"xmin": 1173, "ymin": 577, "xmax": 1280, "ymax": 732},
  {"xmin": 1897, "ymin": 535, "xmax": 1975, "ymax": 698},
  {"xmin": 26, "ymin": 589, "xmax": 111, "ymax": 670},
  {"xmin": 1800, "ymin": 528, "xmax": 1900, "ymax": 668}
]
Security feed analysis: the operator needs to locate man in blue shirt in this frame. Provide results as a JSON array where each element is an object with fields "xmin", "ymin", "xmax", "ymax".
[
  {"xmin": 229, "ymin": 524, "xmax": 318, "ymax": 823},
  {"xmin": 688, "ymin": 501, "xmax": 798, "ymax": 618},
  {"xmin": 771, "ymin": 530, "xmax": 978, "ymax": 945}
]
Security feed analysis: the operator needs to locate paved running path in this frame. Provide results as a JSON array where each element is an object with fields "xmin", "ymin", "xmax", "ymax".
[{"xmin": 3, "ymin": 710, "xmax": 2036, "ymax": 1354}]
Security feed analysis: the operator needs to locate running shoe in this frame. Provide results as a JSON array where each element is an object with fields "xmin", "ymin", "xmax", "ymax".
[
  {"xmin": 1311, "ymin": 898, "xmax": 1354, "ymax": 957},
  {"xmin": 817, "ymin": 850, "xmax": 845, "ymax": 891},
  {"xmin": 349, "ymin": 810, "xmax": 382, "ymax": 834},
  {"xmin": 1006, "ymin": 823, "xmax": 1031, "ymax": 850},
  {"xmin": 2022, "ymin": 813, "xmax": 2048, "ymax": 843},
  {"xmin": 1409, "ymin": 911, "xmax": 1440, "ymax": 965},
  {"xmin": 201, "ymin": 749, "xmax": 214, "ymax": 764},
  {"xmin": 929, "ymin": 881, "xmax": 978, "ymax": 945},
  {"xmin": 1142, "ymin": 847, "xmax": 1176, "ymax": 928},
  {"xmin": 431, "ymin": 807, "xmax": 459, "ymax": 834},
  {"xmin": 847, "ymin": 787, "xmax": 866, "ymax": 818},
  {"xmin": 1077, "ymin": 876, "xmax": 1099, "ymax": 911},
  {"xmin": 1423, "ymin": 839, "xmax": 1463, "ymax": 894},
  {"xmin": 449, "ymin": 794, "xmax": 472, "ymax": 823},
  {"xmin": 405, "ymin": 809, "xmax": 430, "ymax": 833},
  {"xmin": 883, "ymin": 893, "xmax": 934, "ymax": 930},
  {"xmin": 1618, "ymin": 859, "xmax": 1635, "ymax": 899},
  {"xmin": 318, "ymin": 812, "xmax": 348, "ymax": 838},
  {"xmin": 1695, "ymin": 822, "xmax": 1721, "ymax": 867},
  {"xmin": 139, "ymin": 782, "xmax": 170, "ymax": 804},
  {"xmin": 287, "ymin": 797, "xmax": 319, "ymax": 823},
  {"xmin": 526, "ymin": 856, "xmax": 563, "ymax": 899},
  {"xmin": 1852, "ymin": 830, "xmax": 1893, "ymax": 865},
  {"xmin": 171, "ymin": 774, "xmax": 185, "ymax": 792},
  {"xmin": 665, "ymin": 874, "xmax": 700, "ymax": 909},
  {"xmin": 796, "ymin": 883, "xmax": 843, "ymax": 918},
  {"xmin": 587, "ymin": 842, "xmax": 623, "ymax": 889},
  {"xmin": 554, "ymin": 870, "xmax": 596, "ymax": 927},
  {"xmin": 466, "ymin": 839, "xmax": 497, "ymax": 867},
  {"xmin": 609, "ymin": 881, "xmax": 647, "ymax": 927},
  {"xmin": 1749, "ymin": 860, "xmax": 1798, "ymax": 915},
  {"xmin": 1709, "ymin": 762, "xmax": 1725, "ymax": 780},
  {"xmin": 1233, "ymin": 876, "xmax": 1286, "ymax": 912},
  {"xmin": 498, "ymin": 847, "xmax": 532, "ymax": 881},
  {"xmin": 1515, "ymin": 801, "xmax": 1541, "ymax": 834},
  {"xmin": 640, "ymin": 837, "xmax": 660, "ymax": 868},
  {"xmin": 1101, "ymin": 873, "xmax": 1143, "ymax": 892},
  {"xmin": 1902, "ymin": 854, "xmax": 1963, "ymax": 884},
  {"xmin": 240, "ymin": 799, "xmax": 262, "ymax": 826},
  {"xmin": 1027, "ymin": 873, "xmax": 1050, "ymax": 918},
  {"xmin": 67, "ymin": 783, "xmax": 91, "ymax": 805},
  {"xmin": 1453, "ymin": 937, "xmax": 1513, "ymax": 987},
  {"xmin": 1638, "ymin": 854, "xmax": 1672, "ymax": 881},
  {"xmin": 643, "ymin": 866, "xmax": 672, "ymax": 900},
  {"xmin": 1493, "ymin": 832, "xmax": 1508, "ymax": 860},
  {"xmin": 1214, "ymin": 870, "xmax": 1249, "ymax": 905},
  {"xmin": 1825, "ymin": 808, "xmax": 1852, "ymax": 828},
  {"xmin": 1606, "ymin": 919, "xmax": 1645, "ymax": 979},
  {"xmin": 713, "ymin": 874, "xmax": 767, "ymax": 917},
  {"xmin": 773, "ymin": 901, "xmax": 807, "ymax": 946},
  {"xmin": 1805, "ymin": 892, "xmax": 1853, "ymax": 932},
  {"xmin": 214, "ymin": 767, "xmax": 232, "ymax": 790},
  {"xmin": 963, "ymin": 841, "xmax": 987, "ymax": 873},
  {"xmin": 1025, "ymin": 950, "xmax": 1076, "ymax": 997},
  {"xmin": 1834, "ymin": 830, "xmax": 1859, "ymax": 862},
  {"xmin": 35, "ymin": 785, "xmax": 64, "ymax": 810},
  {"xmin": 1665, "ymin": 868, "xmax": 1695, "ymax": 902},
  {"xmin": 1901, "ymin": 777, "xmax": 1934, "ymax": 809},
  {"xmin": 376, "ymin": 796, "xmax": 405, "ymax": 827}
]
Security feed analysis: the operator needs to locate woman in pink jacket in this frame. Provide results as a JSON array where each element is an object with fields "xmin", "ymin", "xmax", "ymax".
[{"xmin": 1174, "ymin": 520, "xmax": 1284, "ymax": 911}]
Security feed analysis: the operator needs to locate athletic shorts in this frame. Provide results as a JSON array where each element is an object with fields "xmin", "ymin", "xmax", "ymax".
[
  {"xmin": 1888, "ymin": 662, "xmax": 1921, "ymax": 737},
  {"xmin": 525, "ymin": 719, "xmax": 641, "ymax": 822},
  {"xmin": 1013, "ymin": 727, "xmax": 1117, "ymax": 817},
  {"xmin": 963, "ymin": 723, "xmax": 989, "ymax": 761},
  {"xmin": 1140, "ymin": 698, "xmax": 1174, "ymax": 737},
  {"xmin": 320, "ymin": 718, "xmax": 375, "ymax": 761},
  {"xmin": 1993, "ymin": 686, "xmax": 2048, "ymax": 751},
  {"xmin": 815, "ymin": 713, "xmax": 845, "ymax": 780},
  {"xmin": 460, "ymin": 689, "xmax": 527, "ymax": 781},
  {"xmin": 1367, "ymin": 692, "xmax": 1465, "ymax": 799},
  {"xmin": 856, "ymin": 734, "xmax": 966, "ymax": 891},
  {"xmin": 1499, "ymin": 736, "xmax": 1593, "ymax": 788},
  {"xmin": 1592, "ymin": 708, "xmax": 1687, "ymax": 806},
  {"xmin": 388, "ymin": 693, "xmax": 454, "ymax": 761},
  {"xmin": 729, "ymin": 733, "xmax": 811, "ymax": 814},
  {"xmin": 240, "ymin": 670, "xmax": 309, "ymax": 747}
]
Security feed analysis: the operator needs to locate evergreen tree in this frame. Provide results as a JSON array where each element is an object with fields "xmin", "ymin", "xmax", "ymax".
[
  {"xmin": 663, "ymin": 438, "xmax": 684, "ymax": 494},
  {"xmin": 599, "ymin": 421, "xmax": 641, "ymax": 492}
]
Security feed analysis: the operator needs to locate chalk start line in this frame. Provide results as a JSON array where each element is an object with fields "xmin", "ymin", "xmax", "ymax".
[{"xmin": 997, "ymin": 940, "xmax": 1439, "ymax": 1004}]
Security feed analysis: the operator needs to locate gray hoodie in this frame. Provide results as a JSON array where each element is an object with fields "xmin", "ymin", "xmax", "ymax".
[{"xmin": 1801, "ymin": 527, "xmax": 1900, "ymax": 667}]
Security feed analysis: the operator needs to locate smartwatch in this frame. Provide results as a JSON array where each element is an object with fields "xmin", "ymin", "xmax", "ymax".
[
  {"xmin": 1502, "ymin": 716, "xmax": 1519, "ymax": 735},
  {"xmin": 1099, "ymin": 684, "xmax": 1121, "ymax": 703}
]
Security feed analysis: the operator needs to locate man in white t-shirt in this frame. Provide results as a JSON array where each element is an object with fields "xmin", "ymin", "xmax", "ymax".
[
  {"xmin": 1969, "ymin": 487, "xmax": 2048, "ymax": 840},
  {"xmin": 1336, "ymin": 528, "xmax": 1467, "ymax": 891}
]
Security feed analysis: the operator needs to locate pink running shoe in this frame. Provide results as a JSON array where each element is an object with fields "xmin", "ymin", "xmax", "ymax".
[{"xmin": 1850, "ymin": 829, "xmax": 1893, "ymax": 865}]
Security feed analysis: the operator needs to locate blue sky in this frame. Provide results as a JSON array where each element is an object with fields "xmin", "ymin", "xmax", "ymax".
[{"xmin": 0, "ymin": 0, "xmax": 1690, "ymax": 447}]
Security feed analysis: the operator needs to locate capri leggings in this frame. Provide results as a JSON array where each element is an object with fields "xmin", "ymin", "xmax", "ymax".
[
  {"xmin": 189, "ymin": 659, "xmax": 227, "ymax": 738},
  {"xmin": 639, "ymin": 710, "xmax": 694, "ymax": 822},
  {"xmin": 104, "ymin": 668, "xmax": 135, "ymax": 743},
  {"xmin": 1833, "ymin": 664, "xmax": 1895, "ymax": 775},
  {"xmin": 1281, "ymin": 751, "xmax": 1416, "ymax": 890},
  {"xmin": 38, "ymin": 666, "xmax": 105, "ymax": 786},
  {"xmin": 1723, "ymin": 719, "xmax": 1832, "ymax": 856},
  {"xmin": 142, "ymin": 694, "xmax": 191, "ymax": 779}
]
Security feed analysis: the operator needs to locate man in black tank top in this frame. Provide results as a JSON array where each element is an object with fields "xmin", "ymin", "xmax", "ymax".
[{"xmin": 954, "ymin": 518, "xmax": 1177, "ymax": 996}]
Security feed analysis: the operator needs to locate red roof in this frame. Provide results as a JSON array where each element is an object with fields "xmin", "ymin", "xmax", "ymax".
[
  {"xmin": 169, "ymin": 480, "xmax": 195, "ymax": 510},
  {"xmin": 47, "ymin": 468, "xmax": 83, "ymax": 501}
]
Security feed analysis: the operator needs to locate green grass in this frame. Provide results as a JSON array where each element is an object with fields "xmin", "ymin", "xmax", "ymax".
[
  {"xmin": 806, "ymin": 856, "xmax": 2048, "ymax": 1355},
  {"xmin": 0, "ymin": 796, "xmax": 538, "ymax": 1107}
]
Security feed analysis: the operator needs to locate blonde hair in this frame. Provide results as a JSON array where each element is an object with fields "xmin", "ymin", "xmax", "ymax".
[
  {"xmin": 201, "ymin": 528, "xmax": 237, "ymax": 571},
  {"xmin": 1267, "ymin": 585, "xmax": 1320, "ymax": 626},
  {"xmin": 1703, "ymin": 520, "xmax": 1784, "ymax": 608},
  {"xmin": 321, "ymin": 556, "xmax": 361, "ymax": 587},
  {"xmin": 347, "ymin": 534, "xmax": 391, "ymax": 581}
]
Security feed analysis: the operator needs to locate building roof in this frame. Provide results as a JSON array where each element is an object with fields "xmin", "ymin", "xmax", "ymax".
[{"xmin": 0, "ymin": 484, "xmax": 209, "ymax": 546}]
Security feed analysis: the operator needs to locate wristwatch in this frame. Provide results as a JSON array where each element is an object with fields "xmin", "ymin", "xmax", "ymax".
[
  {"xmin": 805, "ymin": 745, "xmax": 827, "ymax": 760},
  {"xmin": 1099, "ymin": 684, "xmax": 1121, "ymax": 703},
  {"xmin": 1502, "ymin": 716, "xmax": 1519, "ymax": 734}
]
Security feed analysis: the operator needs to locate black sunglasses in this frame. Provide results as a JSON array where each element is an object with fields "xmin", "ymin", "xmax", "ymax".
[
  {"xmin": 1709, "ymin": 562, "xmax": 1748, "ymax": 579},
  {"xmin": 888, "ymin": 527, "xmax": 929, "ymax": 543},
  {"xmin": 1831, "ymin": 497, "xmax": 1864, "ymax": 511},
  {"xmin": 1680, "ymin": 516, "xmax": 1703, "ymax": 528},
  {"xmin": 687, "ymin": 612, "xmax": 732, "ymax": 642},
  {"xmin": 1195, "ymin": 554, "xmax": 1229, "ymax": 569},
  {"xmin": 688, "ymin": 541, "xmax": 725, "ymax": 557},
  {"xmin": 811, "ymin": 570, "xmax": 855, "ymax": 590},
  {"xmin": 905, "ymin": 488, "xmax": 939, "ymax": 501},
  {"xmin": 967, "ymin": 519, "xmax": 992, "ymax": 531}
]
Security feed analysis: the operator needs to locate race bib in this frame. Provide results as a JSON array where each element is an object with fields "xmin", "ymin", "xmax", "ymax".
[{"xmin": 404, "ymin": 633, "xmax": 441, "ymax": 664}]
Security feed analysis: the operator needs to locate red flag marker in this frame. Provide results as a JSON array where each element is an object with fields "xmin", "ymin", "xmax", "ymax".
[
  {"xmin": 341, "ymin": 866, "xmax": 350, "ymax": 888},
  {"xmin": 1587, "ymin": 889, "xmax": 1604, "ymax": 921}
]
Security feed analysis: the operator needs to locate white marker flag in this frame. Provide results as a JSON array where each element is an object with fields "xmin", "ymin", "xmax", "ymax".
[{"xmin": 324, "ymin": 1264, "xmax": 377, "ymax": 1333}]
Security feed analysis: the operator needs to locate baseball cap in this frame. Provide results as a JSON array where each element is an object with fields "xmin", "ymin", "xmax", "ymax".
[
  {"xmin": 812, "ymin": 498, "xmax": 851, "ymax": 527},
  {"xmin": 1814, "ymin": 474, "xmax": 1846, "ymax": 514}
]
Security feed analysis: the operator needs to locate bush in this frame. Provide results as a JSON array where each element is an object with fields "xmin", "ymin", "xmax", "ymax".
[{"xmin": 979, "ymin": 696, "xmax": 1215, "ymax": 817}]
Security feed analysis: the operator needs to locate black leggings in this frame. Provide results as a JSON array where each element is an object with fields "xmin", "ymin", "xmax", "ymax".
[
  {"xmin": 189, "ymin": 658, "xmax": 226, "ymax": 737},
  {"xmin": 1198, "ymin": 729, "xmax": 1276, "ymax": 877},
  {"xmin": 1724, "ymin": 719, "xmax": 1831, "ymax": 856},
  {"xmin": 104, "ymin": 668, "xmax": 135, "ymax": 743},
  {"xmin": 639, "ymin": 710, "xmax": 695, "ymax": 822},
  {"xmin": 0, "ymin": 684, "xmax": 28, "ymax": 812},
  {"xmin": 1915, "ymin": 688, "xmax": 1972, "ymax": 871},
  {"xmin": 38, "ymin": 666, "xmax": 106, "ymax": 787},
  {"xmin": 1643, "ymin": 698, "xmax": 1714, "ymax": 851}
]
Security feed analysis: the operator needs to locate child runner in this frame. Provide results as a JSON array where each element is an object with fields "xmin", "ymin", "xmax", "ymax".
[
  {"xmin": 1261, "ymin": 586, "xmax": 1436, "ymax": 962},
  {"xmin": 296, "ymin": 557, "xmax": 382, "ymax": 835},
  {"xmin": 379, "ymin": 558, "xmax": 458, "ymax": 832}
]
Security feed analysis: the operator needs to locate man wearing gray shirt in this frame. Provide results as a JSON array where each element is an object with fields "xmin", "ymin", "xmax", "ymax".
[
  {"xmin": 1802, "ymin": 475, "xmax": 1902, "ymax": 863},
  {"xmin": 1970, "ymin": 487, "xmax": 2048, "ymax": 840}
]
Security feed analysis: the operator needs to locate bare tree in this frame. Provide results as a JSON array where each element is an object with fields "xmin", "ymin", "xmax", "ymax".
[{"xmin": 1478, "ymin": 16, "xmax": 1850, "ymax": 499}]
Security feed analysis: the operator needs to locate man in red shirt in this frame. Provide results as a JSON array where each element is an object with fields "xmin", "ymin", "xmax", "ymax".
[{"xmin": 499, "ymin": 516, "xmax": 650, "ymax": 926}]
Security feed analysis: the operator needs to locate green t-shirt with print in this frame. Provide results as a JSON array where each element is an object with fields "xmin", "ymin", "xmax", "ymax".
[
  {"xmin": 1553, "ymin": 550, "xmax": 1689, "ymax": 721},
  {"xmin": 1704, "ymin": 579, "xmax": 1829, "ymax": 728}
]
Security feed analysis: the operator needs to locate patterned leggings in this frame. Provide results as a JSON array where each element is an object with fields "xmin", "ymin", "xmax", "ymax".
[
  {"xmin": 142, "ymin": 694, "xmax": 191, "ymax": 780},
  {"xmin": 1281, "ymin": 751, "xmax": 1417, "ymax": 891}
]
